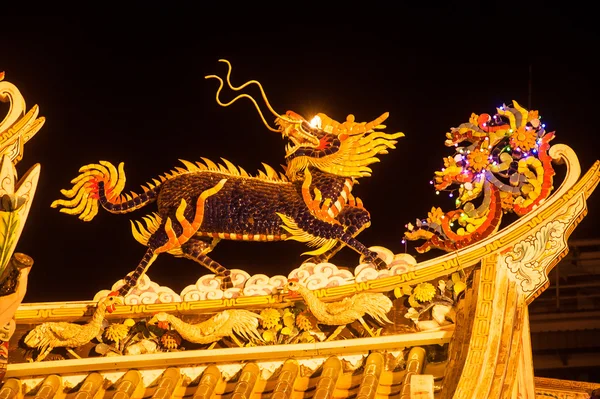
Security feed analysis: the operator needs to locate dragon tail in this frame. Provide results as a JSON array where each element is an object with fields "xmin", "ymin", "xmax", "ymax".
[{"xmin": 51, "ymin": 161, "xmax": 160, "ymax": 221}]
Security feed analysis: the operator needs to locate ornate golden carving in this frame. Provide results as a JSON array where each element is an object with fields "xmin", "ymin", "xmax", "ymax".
[
  {"xmin": 449, "ymin": 253, "xmax": 531, "ymax": 398},
  {"xmin": 534, "ymin": 376, "xmax": 600, "ymax": 395},
  {"xmin": 0, "ymin": 74, "xmax": 44, "ymax": 382},
  {"xmin": 0, "ymin": 156, "xmax": 40, "ymax": 279},
  {"xmin": 0, "ymin": 75, "xmax": 44, "ymax": 164},
  {"xmin": 499, "ymin": 199, "xmax": 584, "ymax": 293}
]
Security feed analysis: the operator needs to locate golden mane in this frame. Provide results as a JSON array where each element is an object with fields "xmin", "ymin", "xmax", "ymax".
[{"xmin": 286, "ymin": 130, "xmax": 404, "ymax": 180}]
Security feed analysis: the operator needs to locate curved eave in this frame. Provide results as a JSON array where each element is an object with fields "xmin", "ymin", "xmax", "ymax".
[{"xmin": 6, "ymin": 330, "xmax": 452, "ymax": 379}]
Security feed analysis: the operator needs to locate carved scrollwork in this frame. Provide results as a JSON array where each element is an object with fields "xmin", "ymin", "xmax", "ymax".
[{"xmin": 498, "ymin": 198, "xmax": 584, "ymax": 296}]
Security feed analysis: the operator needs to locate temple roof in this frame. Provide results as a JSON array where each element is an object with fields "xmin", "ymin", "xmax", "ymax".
[
  {"xmin": 3, "ymin": 332, "xmax": 452, "ymax": 398},
  {"xmin": 3, "ymin": 349, "xmax": 599, "ymax": 398}
]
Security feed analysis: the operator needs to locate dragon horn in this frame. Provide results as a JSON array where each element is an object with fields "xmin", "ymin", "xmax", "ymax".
[
  {"xmin": 317, "ymin": 113, "xmax": 342, "ymax": 134},
  {"xmin": 366, "ymin": 112, "xmax": 389, "ymax": 130},
  {"xmin": 317, "ymin": 112, "xmax": 390, "ymax": 136},
  {"xmin": 348, "ymin": 112, "xmax": 390, "ymax": 135}
]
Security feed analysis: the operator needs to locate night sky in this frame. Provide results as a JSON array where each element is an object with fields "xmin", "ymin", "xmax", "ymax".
[{"xmin": 1, "ymin": 14, "xmax": 599, "ymax": 303}]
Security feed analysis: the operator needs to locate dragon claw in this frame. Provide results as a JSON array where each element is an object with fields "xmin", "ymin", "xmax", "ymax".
[
  {"xmin": 372, "ymin": 257, "xmax": 388, "ymax": 271},
  {"xmin": 220, "ymin": 276, "xmax": 233, "ymax": 290}
]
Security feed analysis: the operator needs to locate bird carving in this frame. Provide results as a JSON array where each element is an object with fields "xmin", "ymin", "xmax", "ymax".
[
  {"xmin": 24, "ymin": 295, "xmax": 124, "ymax": 361},
  {"xmin": 285, "ymin": 278, "xmax": 393, "ymax": 340},
  {"xmin": 149, "ymin": 309, "xmax": 263, "ymax": 348}
]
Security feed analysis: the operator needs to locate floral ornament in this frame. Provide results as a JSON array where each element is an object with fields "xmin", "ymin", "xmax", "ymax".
[
  {"xmin": 427, "ymin": 207, "xmax": 444, "ymax": 225},
  {"xmin": 451, "ymin": 273, "xmax": 466, "ymax": 296},
  {"xmin": 260, "ymin": 308, "xmax": 282, "ymax": 330},
  {"xmin": 104, "ymin": 323, "xmax": 129, "ymax": 346},
  {"xmin": 443, "ymin": 155, "xmax": 458, "ymax": 168},
  {"xmin": 157, "ymin": 320, "xmax": 169, "ymax": 330},
  {"xmin": 160, "ymin": 331, "xmax": 182, "ymax": 350},
  {"xmin": 499, "ymin": 191, "xmax": 514, "ymax": 211},
  {"xmin": 281, "ymin": 309, "xmax": 296, "ymax": 335},
  {"xmin": 468, "ymin": 113, "xmax": 479, "ymax": 125},
  {"xmin": 528, "ymin": 109, "xmax": 539, "ymax": 121},
  {"xmin": 262, "ymin": 329, "xmax": 277, "ymax": 343},
  {"xmin": 296, "ymin": 311, "xmax": 318, "ymax": 332},
  {"xmin": 467, "ymin": 148, "xmax": 490, "ymax": 172},
  {"xmin": 298, "ymin": 331, "xmax": 316, "ymax": 343},
  {"xmin": 393, "ymin": 285, "xmax": 413, "ymax": 299},
  {"xmin": 509, "ymin": 126, "xmax": 537, "ymax": 151},
  {"xmin": 408, "ymin": 294, "xmax": 421, "ymax": 309},
  {"xmin": 413, "ymin": 283, "xmax": 436, "ymax": 303}
]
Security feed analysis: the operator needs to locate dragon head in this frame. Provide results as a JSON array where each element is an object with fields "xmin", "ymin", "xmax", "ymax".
[
  {"xmin": 432, "ymin": 100, "xmax": 551, "ymax": 209},
  {"xmin": 274, "ymin": 110, "xmax": 402, "ymax": 180},
  {"xmin": 405, "ymin": 100, "xmax": 556, "ymax": 253},
  {"xmin": 205, "ymin": 60, "xmax": 404, "ymax": 181}
]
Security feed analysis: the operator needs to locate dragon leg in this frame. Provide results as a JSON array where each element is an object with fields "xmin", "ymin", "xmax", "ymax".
[
  {"xmin": 115, "ymin": 248, "xmax": 159, "ymax": 297},
  {"xmin": 181, "ymin": 238, "xmax": 233, "ymax": 289},
  {"xmin": 303, "ymin": 227, "xmax": 366, "ymax": 265},
  {"xmin": 278, "ymin": 213, "xmax": 387, "ymax": 270},
  {"xmin": 304, "ymin": 206, "xmax": 371, "ymax": 265},
  {"xmin": 113, "ymin": 179, "xmax": 229, "ymax": 298},
  {"xmin": 338, "ymin": 232, "xmax": 388, "ymax": 270}
]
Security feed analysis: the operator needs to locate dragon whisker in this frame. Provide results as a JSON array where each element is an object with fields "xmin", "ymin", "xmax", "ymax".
[{"xmin": 205, "ymin": 59, "xmax": 297, "ymax": 133}]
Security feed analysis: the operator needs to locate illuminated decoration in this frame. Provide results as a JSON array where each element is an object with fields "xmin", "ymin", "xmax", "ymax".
[
  {"xmin": 0, "ymin": 73, "xmax": 44, "ymax": 381},
  {"xmin": 0, "ymin": 73, "xmax": 44, "ymax": 288},
  {"xmin": 2, "ymin": 65, "xmax": 600, "ymax": 398},
  {"xmin": 50, "ymin": 59, "xmax": 404, "ymax": 299},
  {"xmin": 404, "ymin": 101, "xmax": 556, "ymax": 253},
  {"xmin": 0, "ymin": 73, "xmax": 45, "ymax": 165}
]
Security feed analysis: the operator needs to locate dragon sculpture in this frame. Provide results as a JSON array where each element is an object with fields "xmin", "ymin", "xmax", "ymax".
[
  {"xmin": 51, "ymin": 60, "xmax": 404, "ymax": 299},
  {"xmin": 404, "ymin": 100, "xmax": 555, "ymax": 253}
]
